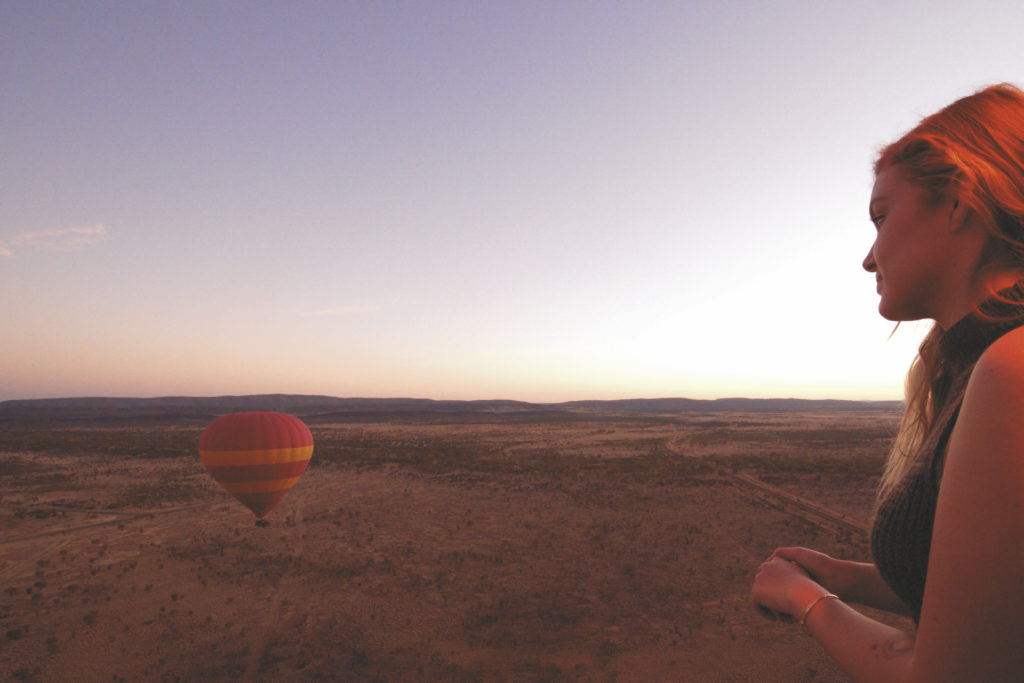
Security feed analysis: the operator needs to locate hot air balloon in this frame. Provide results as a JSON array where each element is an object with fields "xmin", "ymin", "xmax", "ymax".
[{"xmin": 199, "ymin": 411, "xmax": 313, "ymax": 524}]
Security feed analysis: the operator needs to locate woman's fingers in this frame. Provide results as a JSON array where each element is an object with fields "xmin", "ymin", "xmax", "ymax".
[{"xmin": 775, "ymin": 547, "xmax": 831, "ymax": 575}]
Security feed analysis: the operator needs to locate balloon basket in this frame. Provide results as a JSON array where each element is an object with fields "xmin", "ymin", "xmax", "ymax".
[{"xmin": 254, "ymin": 519, "xmax": 270, "ymax": 528}]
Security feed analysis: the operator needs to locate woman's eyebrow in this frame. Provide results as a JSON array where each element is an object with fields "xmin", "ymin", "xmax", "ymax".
[{"xmin": 869, "ymin": 197, "xmax": 886, "ymax": 215}]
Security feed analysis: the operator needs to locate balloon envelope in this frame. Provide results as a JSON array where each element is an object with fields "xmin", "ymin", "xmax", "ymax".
[{"xmin": 199, "ymin": 411, "xmax": 313, "ymax": 519}]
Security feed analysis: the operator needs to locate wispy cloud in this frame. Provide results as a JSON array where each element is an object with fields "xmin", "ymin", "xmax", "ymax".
[
  {"xmin": 1, "ymin": 223, "xmax": 108, "ymax": 256},
  {"xmin": 302, "ymin": 304, "xmax": 378, "ymax": 316}
]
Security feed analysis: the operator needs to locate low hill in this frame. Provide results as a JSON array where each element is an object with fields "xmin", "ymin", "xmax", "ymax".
[
  {"xmin": 562, "ymin": 397, "xmax": 902, "ymax": 412},
  {"xmin": 0, "ymin": 394, "xmax": 903, "ymax": 423}
]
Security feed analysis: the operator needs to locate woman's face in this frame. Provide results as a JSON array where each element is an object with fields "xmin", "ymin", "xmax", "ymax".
[{"xmin": 862, "ymin": 166, "xmax": 958, "ymax": 322}]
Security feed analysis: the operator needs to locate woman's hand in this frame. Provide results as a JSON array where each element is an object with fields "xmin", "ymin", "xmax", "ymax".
[
  {"xmin": 767, "ymin": 547, "xmax": 912, "ymax": 614},
  {"xmin": 770, "ymin": 547, "xmax": 851, "ymax": 599},
  {"xmin": 751, "ymin": 553, "xmax": 828, "ymax": 621}
]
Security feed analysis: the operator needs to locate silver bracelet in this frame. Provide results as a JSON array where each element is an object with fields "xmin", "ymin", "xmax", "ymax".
[{"xmin": 800, "ymin": 593, "xmax": 838, "ymax": 627}]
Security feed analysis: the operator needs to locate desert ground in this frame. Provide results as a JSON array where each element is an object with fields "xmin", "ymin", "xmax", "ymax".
[{"xmin": 0, "ymin": 408, "xmax": 910, "ymax": 681}]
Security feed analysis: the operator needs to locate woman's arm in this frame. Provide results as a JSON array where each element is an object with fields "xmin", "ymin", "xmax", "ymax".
[
  {"xmin": 752, "ymin": 555, "xmax": 915, "ymax": 681},
  {"xmin": 772, "ymin": 547, "xmax": 911, "ymax": 616},
  {"xmin": 903, "ymin": 332, "xmax": 1024, "ymax": 681}
]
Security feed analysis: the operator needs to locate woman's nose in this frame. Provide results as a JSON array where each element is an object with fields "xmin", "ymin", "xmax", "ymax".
[{"xmin": 862, "ymin": 247, "xmax": 877, "ymax": 273}]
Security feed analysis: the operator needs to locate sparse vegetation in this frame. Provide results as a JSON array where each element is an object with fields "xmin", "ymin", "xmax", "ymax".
[{"xmin": 0, "ymin": 408, "xmax": 903, "ymax": 680}]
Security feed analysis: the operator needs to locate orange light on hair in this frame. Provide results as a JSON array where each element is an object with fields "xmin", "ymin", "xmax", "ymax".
[{"xmin": 875, "ymin": 84, "xmax": 1024, "ymax": 496}]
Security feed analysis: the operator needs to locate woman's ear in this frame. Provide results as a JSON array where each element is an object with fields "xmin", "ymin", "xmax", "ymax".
[{"xmin": 948, "ymin": 198, "xmax": 972, "ymax": 234}]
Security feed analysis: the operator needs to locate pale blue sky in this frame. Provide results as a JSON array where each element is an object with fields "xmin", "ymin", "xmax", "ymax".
[{"xmin": 3, "ymin": 1, "xmax": 1023, "ymax": 402}]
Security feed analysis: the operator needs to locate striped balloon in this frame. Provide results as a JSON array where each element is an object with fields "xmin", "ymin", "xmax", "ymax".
[{"xmin": 199, "ymin": 411, "xmax": 313, "ymax": 519}]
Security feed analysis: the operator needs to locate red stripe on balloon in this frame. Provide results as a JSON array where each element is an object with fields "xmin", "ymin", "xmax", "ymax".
[{"xmin": 205, "ymin": 459, "xmax": 311, "ymax": 483}]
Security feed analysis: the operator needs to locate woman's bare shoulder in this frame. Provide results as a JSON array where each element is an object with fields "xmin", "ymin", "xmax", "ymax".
[
  {"xmin": 952, "ymin": 324, "xmax": 1024, "ymax": 473},
  {"xmin": 973, "ymin": 324, "xmax": 1024, "ymax": 396},
  {"xmin": 955, "ymin": 323, "xmax": 1024, "ymax": 463}
]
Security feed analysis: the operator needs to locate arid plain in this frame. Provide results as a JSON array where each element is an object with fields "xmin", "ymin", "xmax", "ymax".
[{"xmin": 1, "ymin": 403, "xmax": 910, "ymax": 681}]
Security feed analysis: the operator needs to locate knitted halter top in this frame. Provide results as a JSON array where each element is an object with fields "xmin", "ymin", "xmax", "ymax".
[{"xmin": 870, "ymin": 286, "xmax": 1024, "ymax": 624}]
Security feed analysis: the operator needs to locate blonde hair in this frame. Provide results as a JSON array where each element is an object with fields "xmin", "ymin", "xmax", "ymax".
[
  {"xmin": 880, "ymin": 330, "xmax": 936, "ymax": 495},
  {"xmin": 876, "ymin": 83, "xmax": 1024, "ymax": 496}
]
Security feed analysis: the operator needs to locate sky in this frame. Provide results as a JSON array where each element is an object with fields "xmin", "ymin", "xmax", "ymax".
[{"xmin": 3, "ymin": 1, "xmax": 1024, "ymax": 403}]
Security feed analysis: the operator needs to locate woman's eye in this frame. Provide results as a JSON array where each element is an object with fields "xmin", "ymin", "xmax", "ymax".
[{"xmin": 870, "ymin": 214, "xmax": 885, "ymax": 229}]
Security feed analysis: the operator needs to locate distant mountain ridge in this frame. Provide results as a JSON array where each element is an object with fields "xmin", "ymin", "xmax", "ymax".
[
  {"xmin": 0, "ymin": 394, "xmax": 903, "ymax": 422},
  {"xmin": 560, "ymin": 397, "xmax": 903, "ymax": 412}
]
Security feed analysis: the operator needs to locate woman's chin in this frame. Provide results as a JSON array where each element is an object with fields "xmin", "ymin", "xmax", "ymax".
[
  {"xmin": 876, "ymin": 299, "xmax": 897, "ymax": 320},
  {"xmin": 877, "ymin": 300, "xmax": 929, "ymax": 323}
]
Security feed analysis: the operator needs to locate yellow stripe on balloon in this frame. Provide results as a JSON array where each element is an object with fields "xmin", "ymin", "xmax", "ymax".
[
  {"xmin": 217, "ymin": 476, "xmax": 303, "ymax": 494},
  {"xmin": 199, "ymin": 445, "xmax": 313, "ymax": 467}
]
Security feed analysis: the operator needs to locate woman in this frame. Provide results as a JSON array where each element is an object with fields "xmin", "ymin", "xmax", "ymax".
[{"xmin": 751, "ymin": 83, "xmax": 1024, "ymax": 681}]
